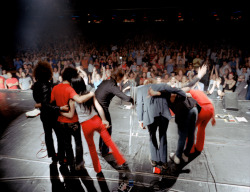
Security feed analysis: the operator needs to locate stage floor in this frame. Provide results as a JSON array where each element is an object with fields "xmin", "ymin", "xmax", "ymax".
[{"xmin": 0, "ymin": 90, "xmax": 250, "ymax": 192}]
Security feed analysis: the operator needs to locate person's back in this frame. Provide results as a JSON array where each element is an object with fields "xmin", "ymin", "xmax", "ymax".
[
  {"xmin": 95, "ymin": 80, "xmax": 115, "ymax": 108},
  {"xmin": 189, "ymin": 89, "xmax": 212, "ymax": 106},
  {"xmin": 75, "ymin": 101, "xmax": 97, "ymax": 123},
  {"xmin": 95, "ymin": 78, "xmax": 132, "ymax": 108},
  {"xmin": 51, "ymin": 83, "xmax": 78, "ymax": 123}
]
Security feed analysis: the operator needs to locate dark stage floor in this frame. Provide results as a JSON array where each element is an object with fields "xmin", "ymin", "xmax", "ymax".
[{"xmin": 0, "ymin": 90, "xmax": 250, "ymax": 192}]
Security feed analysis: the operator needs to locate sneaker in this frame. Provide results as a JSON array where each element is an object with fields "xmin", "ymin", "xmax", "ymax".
[
  {"xmin": 150, "ymin": 160, "xmax": 158, "ymax": 167},
  {"xmin": 101, "ymin": 152, "xmax": 112, "ymax": 157},
  {"xmin": 75, "ymin": 161, "xmax": 85, "ymax": 171},
  {"xmin": 169, "ymin": 153, "xmax": 180, "ymax": 164},
  {"xmin": 182, "ymin": 153, "xmax": 188, "ymax": 163},
  {"xmin": 25, "ymin": 108, "xmax": 40, "ymax": 117},
  {"xmin": 117, "ymin": 162, "xmax": 130, "ymax": 172},
  {"xmin": 96, "ymin": 171, "xmax": 105, "ymax": 180},
  {"xmin": 162, "ymin": 162, "xmax": 169, "ymax": 170}
]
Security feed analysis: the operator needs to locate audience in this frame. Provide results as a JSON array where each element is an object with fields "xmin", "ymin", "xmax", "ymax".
[
  {"xmin": 235, "ymin": 75, "xmax": 248, "ymax": 100},
  {"xmin": 6, "ymin": 72, "xmax": 19, "ymax": 89},
  {"xmin": 0, "ymin": 31, "xmax": 249, "ymax": 100},
  {"xmin": 19, "ymin": 72, "xmax": 33, "ymax": 90}
]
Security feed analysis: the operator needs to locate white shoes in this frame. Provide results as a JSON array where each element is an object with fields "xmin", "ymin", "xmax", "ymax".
[
  {"xmin": 182, "ymin": 153, "xmax": 189, "ymax": 163},
  {"xmin": 26, "ymin": 108, "xmax": 40, "ymax": 117},
  {"xmin": 170, "ymin": 152, "xmax": 189, "ymax": 164},
  {"xmin": 169, "ymin": 152, "xmax": 180, "ymax": 164}
]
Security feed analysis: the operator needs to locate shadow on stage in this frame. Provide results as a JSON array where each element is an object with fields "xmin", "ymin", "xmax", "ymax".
[{"xmin": 50, "ymin": 163, "xmax": 109, "ymax": 192}]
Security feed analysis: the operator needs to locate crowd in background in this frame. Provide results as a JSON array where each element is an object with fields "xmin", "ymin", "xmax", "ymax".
[{"xmin": 0, "ymin": 32, "xmax": 250, "ymax": 100}]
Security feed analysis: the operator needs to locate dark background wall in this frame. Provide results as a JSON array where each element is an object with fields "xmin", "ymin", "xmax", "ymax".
[{"xmin": 1, "ymin": 1, "xmax": 249, "ymax": 56}]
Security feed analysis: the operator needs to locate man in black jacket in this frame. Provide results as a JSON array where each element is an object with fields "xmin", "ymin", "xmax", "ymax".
[
  {"xmin": 33, "ymin": 61, "xmax": 67, "ymax": 164},
  {"xmin": 95, "ymin": 69, "xmax": 134, "ymax": 157}
]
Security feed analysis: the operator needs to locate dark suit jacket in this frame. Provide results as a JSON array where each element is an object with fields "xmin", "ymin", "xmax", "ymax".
[
  {"xmin": 95, "ymin": 78, "xmax": 133, "ymax": 109},
  {"xmin": 136, "ymin": 83, "xmax": 186, "ymax": 127}
]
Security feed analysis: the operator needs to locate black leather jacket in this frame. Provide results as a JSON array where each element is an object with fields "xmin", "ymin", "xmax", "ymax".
[{"xmin": 32, "ymin": 81, "xmax": 60, "ymax": 119}]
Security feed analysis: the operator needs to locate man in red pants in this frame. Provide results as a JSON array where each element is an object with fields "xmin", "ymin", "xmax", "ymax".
[{"xmin": 188, "ymin": 89, "xmax": 216, "ymax": 154}]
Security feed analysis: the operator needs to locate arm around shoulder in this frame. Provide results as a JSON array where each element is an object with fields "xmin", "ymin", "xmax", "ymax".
[{"xmin": 73, "ymin": 92, "xmax": 94, "ymax": 103}]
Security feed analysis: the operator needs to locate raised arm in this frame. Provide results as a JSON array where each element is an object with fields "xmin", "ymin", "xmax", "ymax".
[
  {"xmin": 101, "ymin": 66, "xmax": 106, "ymax": 80},
  {"xmin": 91, "ymin": 68, "xmax": 97, "ymax": 84},
  {"xmin": 182, "ymin": 64, "xmax": 207, "ymax": 88},
  {"xmin": 210, "ymin": 65, "xmax": 215, "ymax": 79},
  {"xmin": 77, "ymin": 66, "xmax": 88, "ymax": 79},
  {"xmin": 214, "ymin": 65, "xmax": 219, "ymax": 78}
]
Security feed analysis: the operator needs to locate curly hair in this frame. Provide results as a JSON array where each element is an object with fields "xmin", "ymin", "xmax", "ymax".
[{"xmin": 33, "ymin": 61, "xmax": 53, "ymax": 82}]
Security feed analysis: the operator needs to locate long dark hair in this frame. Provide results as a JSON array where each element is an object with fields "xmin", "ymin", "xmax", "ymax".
[{"xmin": 70, "ymin": 75, "xmax": 93, "ymax": 114}]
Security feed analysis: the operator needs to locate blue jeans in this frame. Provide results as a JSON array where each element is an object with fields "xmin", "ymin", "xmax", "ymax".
[
  {"xmin": 147, "ymin": 116, "xmax": 169, "ymax": 163},
  {"xmin": 176, "ymin": 107, "xmax": 198, "ymax": 159},
  {"xmin": 246, "ymin": 84, "xmax": 250, "ymax": 100}
]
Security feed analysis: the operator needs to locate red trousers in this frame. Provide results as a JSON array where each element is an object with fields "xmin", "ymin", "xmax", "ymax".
[
  {"xmin": 80, "ymin": 115, "xmax": 126, "ymax": 173},
  {"xmin": 191, "ymin": 103, "xmax": 214, "ymax": 153}
]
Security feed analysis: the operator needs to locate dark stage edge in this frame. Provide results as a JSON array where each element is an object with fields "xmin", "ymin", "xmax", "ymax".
[{"xmin": 0, "ymin": 90, "xmax": 250, "ymax": 192}]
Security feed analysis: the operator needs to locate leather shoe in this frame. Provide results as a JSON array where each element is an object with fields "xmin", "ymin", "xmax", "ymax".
[
  {"xmin": 102, "ymin": 152, "xmax": 112, "ymax": 157},
  {"xmin": 150, "ymin": 160, "xmax": 157, "ymax": 167},
  {"xmin": 162, "ymin": 162, "xmax": 169, "ymax": 170},
  {"xmin": 96, "ymin": 171, "xmax": 105, "ymax": 180},
  {"xmin": 117, "ymin": 162, "xmax": 130, "ymax": 172}
]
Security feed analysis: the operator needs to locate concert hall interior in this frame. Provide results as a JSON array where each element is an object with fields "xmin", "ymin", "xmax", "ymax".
[{"xmin": 0, "ymin": 1, "xmax": 250, "ymax": 192}]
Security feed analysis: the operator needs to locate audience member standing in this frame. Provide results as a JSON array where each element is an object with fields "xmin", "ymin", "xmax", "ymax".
[{"xmin": 14, "ymin": 57, "xmax": 23, "ymax": 71}]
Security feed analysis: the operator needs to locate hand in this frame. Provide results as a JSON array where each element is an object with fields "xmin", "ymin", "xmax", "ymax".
[
  {"xmin": 60, "ymin": 105, "xmax": 69, "ymax": 112},
  {"xmin": 89, "ymin": 91, "xmax": 95, "ymax": 97},
  {"xmin": 186, "ymin": 93, "xmax": 192, "ymax": 98},
  {"xmin": 197, "ymin": 64, "xmax": 207, "ymax": 79},
  {"xmin": 35, "ymin": 103, "xmax": 42, "ymax": 108},
  {"xmin": 211, "ymin": 117, "xmax": 216, "ymax": 126},
  {"xmin": 139, "ymin": 121, "xmax": 145, "ymax": 129},
  {"xmin": 102, "ymin": 120, "xmax": 110, "ymax": 128},
  {"xmin": 148, "ymin": 86, "xmax": 159, "ymax": 97}
]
